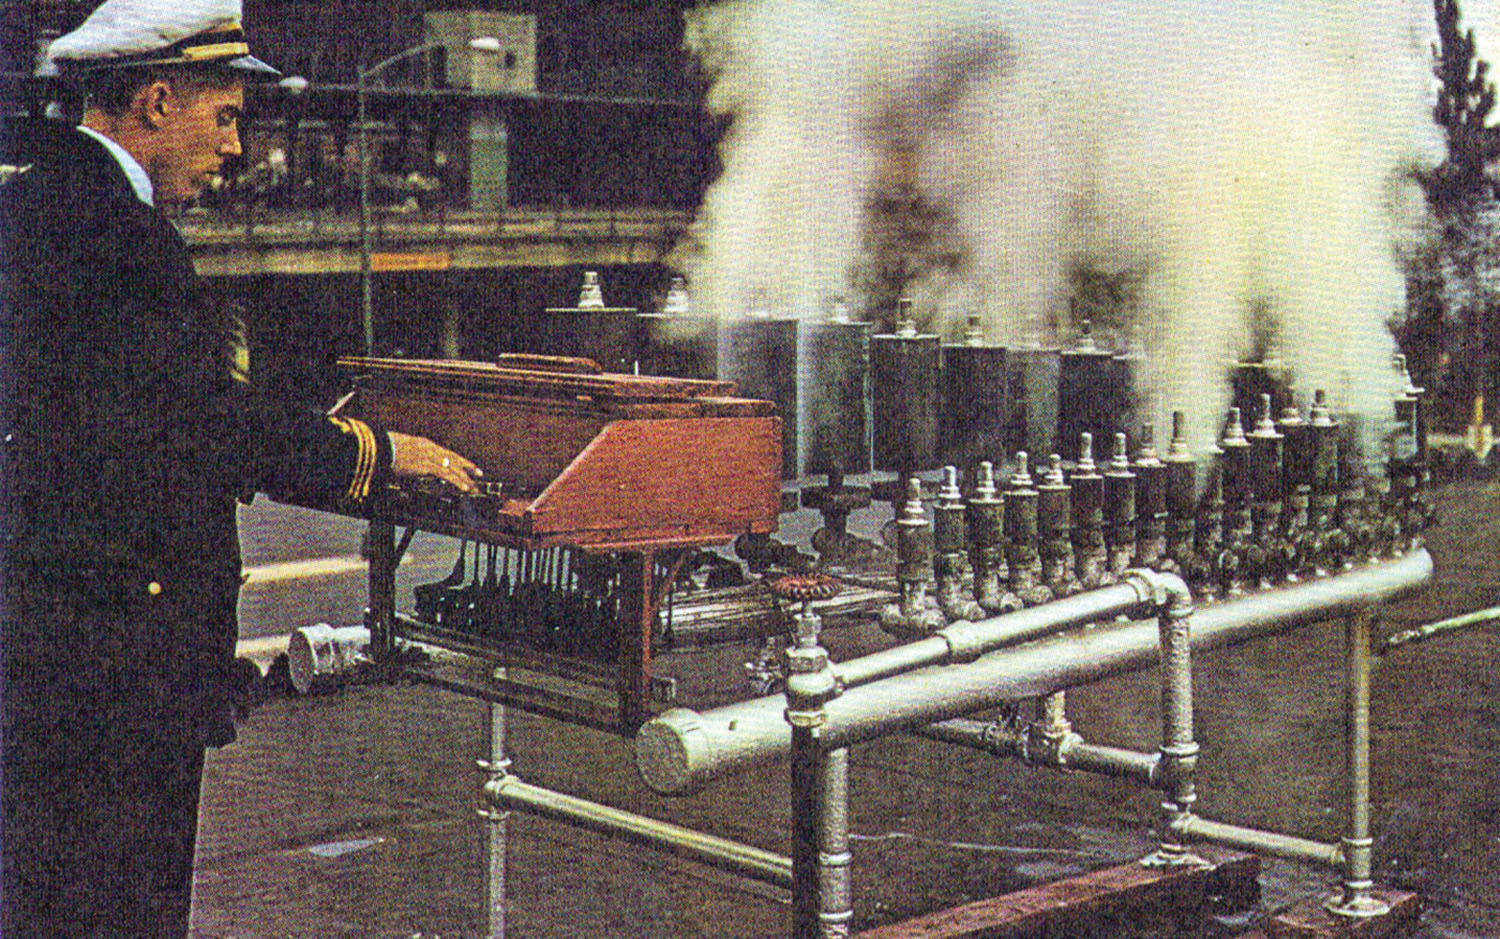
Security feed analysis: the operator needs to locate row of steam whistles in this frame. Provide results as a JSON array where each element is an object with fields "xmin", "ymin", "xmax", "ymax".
[
  {"xmin": 535, "ymin": 277, "xmax": 1142, "ymax": 481},
  {"xmin": 876, "ymin": 384, "xmax": 1435, "ymax": 639}
]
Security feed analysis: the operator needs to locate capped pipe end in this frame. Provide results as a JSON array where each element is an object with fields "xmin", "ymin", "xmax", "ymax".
[{"xmin": 635, "ymin": 708, "xmax": 710, "ymax": 795}]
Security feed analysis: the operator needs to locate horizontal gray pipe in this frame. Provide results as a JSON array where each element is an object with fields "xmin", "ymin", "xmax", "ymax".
[
  {"xmin": 482, "ymin": 772, "xmax": 793, "ymax": 887},
  {"xmin": 637, "ymin": 550, "xmax": 1432, "ymax": 795},
  {"xmin": 836, "ymin": 579, "xmax": 1152, "ymax": 688},
  {"xmin": 917, "ymin": 718, "xmax": 1161, "ymax": 785},
  {"xmin": 1172, "ymin": 814, "xmax": 1344, "ymax": 867}
]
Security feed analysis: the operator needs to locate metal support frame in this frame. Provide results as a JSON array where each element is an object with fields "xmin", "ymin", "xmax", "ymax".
[
  {"xmin": 1142, "ymin": 577, "xmax": 1207, "ymax": 869},
  {"xmin": 784, "ymin": 596, "xmax": 852, "ymax": 938},
  {"xmin": 636, "ymin": 551, "xmax": 1432, "ymax": 796},
  {"xmin": 480, "ymin": 767, "xmax": 793, "ymax": 888},
  {"xmin": 483, "ymin": 703, "xmax": 508, "ymax": 939},
  {"xmin": 1327, "ymin": 608, "xmax": 1387, "ymax": 918},
  {"xmin": 364, "ymin": 519, "xmax": 399, "ymax": 659}
]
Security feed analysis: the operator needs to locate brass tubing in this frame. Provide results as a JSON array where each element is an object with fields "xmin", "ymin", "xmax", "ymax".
[
  {"xmin": 1170, "ymin": 815, "xmax": 1343, "ymax": 867},
  {"xmin": 481, "ymin": 772, "xmax": 794, "ymax": 888},
  {"xmin": 636, "ymin": 550, "xmax": 1432, "ymax": 795}
]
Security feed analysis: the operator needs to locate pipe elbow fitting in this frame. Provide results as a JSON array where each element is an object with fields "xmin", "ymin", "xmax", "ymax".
[{"xmin": 1123, "ymin": 567, "xmax": 1193, "ymax": 617}]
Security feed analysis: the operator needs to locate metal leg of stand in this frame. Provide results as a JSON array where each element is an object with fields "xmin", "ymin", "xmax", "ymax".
[
  {"xmin": 486, "ymin": 702, "xmax": 509, "ymax": 939},
  {"xmin": 792, "ymin": 735, "xmax": 852, "ymax": 939},
  {"xmin": 1326, "ymin": 609, "xmax": 1388, "ymax": 918},
  {"xmin": 618, "ymin": 550, "xmax": 655, "ymax": 732},
  {"xmin": 365, "ymin": 520, "xmax": 397, "ymax": 661}
]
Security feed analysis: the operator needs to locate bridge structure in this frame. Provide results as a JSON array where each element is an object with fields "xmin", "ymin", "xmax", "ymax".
[{"xmin": 181, "ymin": 206, "xmax": 695, "ymax": 278}]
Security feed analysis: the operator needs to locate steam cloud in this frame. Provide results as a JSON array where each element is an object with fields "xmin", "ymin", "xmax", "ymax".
[{"xmin": 678, "ymin": 0, "xmax": 1446, "ymax": 458}]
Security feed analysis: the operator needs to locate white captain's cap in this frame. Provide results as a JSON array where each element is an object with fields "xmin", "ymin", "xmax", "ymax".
[{"xmin": 46, "ymin": 0, "xmax": 280, "ymax": 78}]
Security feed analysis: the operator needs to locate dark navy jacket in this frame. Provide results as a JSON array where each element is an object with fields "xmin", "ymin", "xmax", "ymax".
[{"xmin": 1, "ymin": 119, "xmax": 387, "ymax": 745}]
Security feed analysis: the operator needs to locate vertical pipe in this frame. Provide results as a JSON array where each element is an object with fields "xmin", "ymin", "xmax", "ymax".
[
  {"xmin": 791, "ymin": 727, "xmax": 820, "ymax": 939},
  {"xmin": 784, "ymin": 592, "xmax": 844, "ymax": 939},
  {"xmin": 819, "ymin": 748, "xmax": 852, "ymax": 938},
  {"xmin": 1005, "ymin": 453, "xmax": 1051, "ymax": 606},
  {"xmin": 1133, "ymin": 425, "xmax": 1167, "ymax": 568},
  {"xmin": 366, "ymin": 520, "xmax": 397, "ymax": 659},
  {"xmin": 1327, "ymin": 609, "xmax": 1388, "ymax": 917},
  {"xmin": 487, "ymin": 702, "xmax": 508, "ymax": 939},
  {"xmin": 1143, "ymin": 583, "xmax": 1205, "ymax": 869},
  {"xmin": 1248, "ymin": 395, "xmax": 1286, "ymax": 586},
  {"xmin": 791, "ymin": 740, "xmax": 851, "ymax": 938},
  {"xmin": 934, "ymin": 467, "xmax": 982, "ymax": 621}
]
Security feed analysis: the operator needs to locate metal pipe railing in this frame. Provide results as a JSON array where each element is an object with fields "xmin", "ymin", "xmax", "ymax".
[
  {"xmin": 480, "ymin": 770, "xmax": 793, "ymax": 888},
  {"xmin": 636, "ymin": 550, "xmax": 1432, "ymax": 796}
]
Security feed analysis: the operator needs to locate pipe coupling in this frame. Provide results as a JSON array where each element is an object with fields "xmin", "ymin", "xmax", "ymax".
[
  {"xmin": 1025, "ymin": 724, "xmax": 1081, "ymax": 768},
  {"xmin": 1156, "ymin": 740, "xmax": 1200, "ymax": 789}
]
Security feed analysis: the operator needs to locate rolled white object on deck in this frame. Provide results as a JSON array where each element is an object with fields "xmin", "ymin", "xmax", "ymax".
[{"xmin": 287, "ymin": 623, "xmax": 370, "ymax": 694}]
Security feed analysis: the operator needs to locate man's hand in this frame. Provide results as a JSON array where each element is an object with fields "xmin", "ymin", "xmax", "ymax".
[{"xmin": 388, "ymin": 431, "xmax": 483, "ymax": 493}]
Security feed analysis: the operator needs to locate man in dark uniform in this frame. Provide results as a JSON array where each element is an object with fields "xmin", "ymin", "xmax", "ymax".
[{"xmin": 0, "ymin": 2, "xmax": 482, "ymax": 935}]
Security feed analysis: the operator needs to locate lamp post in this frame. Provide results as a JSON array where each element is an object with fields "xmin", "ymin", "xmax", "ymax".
[{"xmin": 357, "ymin": 36, "xmax": 502, "ymax": 356}]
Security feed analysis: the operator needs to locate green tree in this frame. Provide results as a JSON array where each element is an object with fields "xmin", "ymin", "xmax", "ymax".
[{"xmin": 1428, "ymin": 0, "xmax": 1500, "ymax": 206}]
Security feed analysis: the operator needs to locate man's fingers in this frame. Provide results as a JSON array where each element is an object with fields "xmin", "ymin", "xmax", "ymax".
[
  {"xmin": 388, "ymin": 432, "xmax": 483, "ymax": 491},
  {"xmin": 436, "ymin": 450, "xmax": 482, "ymax": 491}
]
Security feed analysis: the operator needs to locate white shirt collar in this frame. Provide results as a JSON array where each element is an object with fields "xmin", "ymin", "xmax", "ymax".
[{"xmin": 76, "ymin": 125, "xmax": 154, "ymax": 207}]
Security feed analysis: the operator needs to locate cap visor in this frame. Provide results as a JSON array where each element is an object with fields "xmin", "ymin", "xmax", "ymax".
[{"xmin": 225, "ymin": 54, "xmax": 282, "ymax": 79}]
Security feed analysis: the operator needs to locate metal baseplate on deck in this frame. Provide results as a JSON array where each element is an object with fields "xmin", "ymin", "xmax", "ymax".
[{"xmin": 1259, "ymin": 888, "xmax": 1420, "ymax": 939}]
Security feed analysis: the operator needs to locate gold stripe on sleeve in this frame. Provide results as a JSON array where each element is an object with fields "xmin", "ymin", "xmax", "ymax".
[
  {"xmin": 328, "ymin": 416, "xmax": 377, "ymax": 502},
  {"xmin": 347, "ymin": 419, "xmax": 375, "ymax": 501}
]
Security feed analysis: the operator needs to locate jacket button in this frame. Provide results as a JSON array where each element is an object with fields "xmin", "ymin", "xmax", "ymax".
[{"xmin": 148, "ymin": 581, "xmax": 163, "ymax": 596}]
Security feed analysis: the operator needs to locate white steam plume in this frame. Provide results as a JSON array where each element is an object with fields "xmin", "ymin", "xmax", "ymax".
[{"xmin": 680, "ymin": 0, "xmax": 1444, "ymax": 456}]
